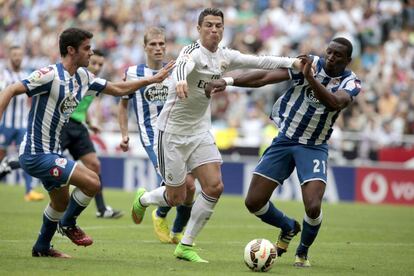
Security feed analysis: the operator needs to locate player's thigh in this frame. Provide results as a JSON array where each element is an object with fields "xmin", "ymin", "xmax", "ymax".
[
  {"xmin": 19, "ymin": 154, "xmax": 76, "ymax": 192},
  {"xmin": 188, "ymin": 132, "xmax": 222, "ymax": 186},
  {"xmin": 293, "ymin": 144, "xmax": 328, "ymax": 185},
  {"xmin": 79, "ymin": 152, "xmax": 100, "ymax": 174},
  {"xmin": 254, "ymin": 136, "xmax": 295, "ymax": 185},
  {"xmin": 157, "ymin": 131, "xmax": 188, "ymax": 186},
  {"xmin": 68, "ymin": 163, "xmax": 100, "ymax": 196}
]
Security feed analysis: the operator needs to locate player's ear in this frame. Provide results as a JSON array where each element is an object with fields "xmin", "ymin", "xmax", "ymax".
[
  {"xmin": 197, "ymin": 25, "xmax": 201, "ymax": 33},
  {"xmin": 67, "ymin": 46, "xmax": 76, "ymax": 55}
]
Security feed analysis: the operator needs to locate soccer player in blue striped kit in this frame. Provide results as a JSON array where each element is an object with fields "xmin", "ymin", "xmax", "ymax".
[
  {"xmin": 0, "ymin": 27, "xmax": 174, "ymax": 258},
  {"xmin": 118, "ymin": 27, "xmax": 195, "ymax": 244},
  {"xmin": 206, "ymin": 37, "xmax": 361, "ymax": 267},
  {"xmin": 0, "ymin": 46, "xmax": 45, "ymax": 201}
]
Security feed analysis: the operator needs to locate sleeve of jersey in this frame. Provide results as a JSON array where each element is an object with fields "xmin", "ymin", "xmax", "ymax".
[
  {"xmin": 22, "ymin": 66, "xmax": 55, "ymax": 97},
  {"xmin": 342, "ymin": 76, "xmax": 362, "ymax": 98},
  {"xmin": 174, "ymin": 50, "xmax": 196, "ymax": 82},
  {"xmin": 227, "ymin": 49, "xmax": 296, "ymax": 71},
  {"xmin": 85, "ymin": 69, "xmax": 107, "ymax": 97}
]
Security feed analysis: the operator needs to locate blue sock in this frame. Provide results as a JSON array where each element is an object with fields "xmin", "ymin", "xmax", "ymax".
[
  {"xmin": 60, "ymin": 188, "xmax": 92, "ymax": 227},
  {"xmin": 255, "ymin": 201, "xmax": 294, "ymax": 232},
  {"xmin": 33, "ymin": 206, "xmax": 63, "ymax": 252},
  {"xmin": 95, "ymin": 175, "xmax": 107, "ymax": 212},
  {"xmin": 24, "ymin": 172, "xmax": 32, "ymax": 194},
  {"xmin": 296, "ymin": 212, "xmax": 323, "ymax": 256},
  {"xmin": 172, "ymin": 204, "xmax": 192, "ymax": 233},
  {"xmin": 156, "ymin": 206, "xmax": 171, "ymax": 218}
]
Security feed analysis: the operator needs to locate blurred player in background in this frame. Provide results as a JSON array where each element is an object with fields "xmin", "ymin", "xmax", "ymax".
[
  {"xmin": 60, "ymin": 49, "xmax": 123, "ymax": 219},
  {"xmin": 0, "ymin": 27, "xmax": 174, "ymax": 258},
  {"xmin": 206, "ymin": 37, "xmax": 361, "ymax": 267},
  {"xmin": 119, "ymin": 27, "xmax": 195, "ymax": 243},
  {"xmin": 131, "ymin": 8, "xmax": 302, "ymax": 263},
  {"xmin": 0, "ymin": 46, "xmax": 44, "ymax": 201}
]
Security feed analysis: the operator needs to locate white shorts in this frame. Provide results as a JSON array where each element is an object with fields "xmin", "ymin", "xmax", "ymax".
[{"xmin": 157, "ymin": 130, "xmax": 222, "ymax": 187}]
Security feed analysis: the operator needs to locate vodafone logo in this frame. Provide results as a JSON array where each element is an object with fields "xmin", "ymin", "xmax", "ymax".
[{"xmin": 361, "ymin": 173, "xmax": 388, "ymax": 203}]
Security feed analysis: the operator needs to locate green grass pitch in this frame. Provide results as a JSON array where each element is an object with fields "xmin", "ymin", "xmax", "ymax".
[{"xmin": 0, "ymin": 184, "xmax": 413, "ymax": 275}]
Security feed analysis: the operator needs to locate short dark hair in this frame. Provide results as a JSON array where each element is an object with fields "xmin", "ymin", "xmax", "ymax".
[
  {"xmin": 332, "ymin": 37, "xmax": 353, "ymax": 58},
  {"xmin": 198, "ymin": 8, "xmax": 224, "ymax": 26},
  {"xmin": 59, "ymin": 27, "xmax": 93, "ymax": 57},
  {"xmin": 92, "ymin": 49, "xmax": 105, "ymax": 57}
]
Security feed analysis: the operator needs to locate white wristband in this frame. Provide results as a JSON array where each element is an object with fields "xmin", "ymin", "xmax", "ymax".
[{"xmin": 223, "ymin": 77, "xmax": 234, "ymax": 86}]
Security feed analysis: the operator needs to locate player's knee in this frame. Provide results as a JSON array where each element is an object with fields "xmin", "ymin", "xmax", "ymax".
[
  {"xmin": 86, "ymin": 173, "xmax": 101, "ymax": 195},
  {"xmin": 204, "ymin": 179, "xmax": 223, "ymax": 198},
  {"xmin": 305, "ymin": 204, "xmax": 321, "ymax": 219},
  {"xmin": 244, "ymin": 197, "xmax": 259, "ymax": 213},
  {"xmin": 186, "ymin": 180, "xmax": 196, "ymax": 197},
  {"xmin": 167, "ymin": 193, "xmax": 185, "ymax": 206}
]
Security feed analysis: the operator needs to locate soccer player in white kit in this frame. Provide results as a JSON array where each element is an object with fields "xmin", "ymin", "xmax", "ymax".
[
  {"xmin": 119, "ymin": 27, "xmax": 195, "ymax": 244},
  {"xmin": 131, "ymin": 8, "xmax": 302, "ymax": 262},
  {"xmin": 0, "ymin": 27, "xmax": 174, "ymax": 258}
]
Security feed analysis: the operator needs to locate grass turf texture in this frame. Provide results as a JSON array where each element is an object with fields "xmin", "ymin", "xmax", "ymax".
[{"xmin": 0, "ymin": 184, "xmax": 413, "ymax": 275}]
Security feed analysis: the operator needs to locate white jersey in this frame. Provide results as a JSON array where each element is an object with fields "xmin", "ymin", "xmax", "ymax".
[
  {"xmin": 0, "ymin": 68, "xmax": 29, "ymax": 129},
  {"xmin": 19, "ymin": 63, "xmax": 107, "ymax": 155},
  {"xmin": 157, "ymin": 40, "xmax": 297, "ymax": 135},
  {"xmin": 272, "ymin": 55, "xmax": 361, "ymax": 145},
  {"xmin": 123, "ymin": 64, "xmax": 170, "ymax": 147}
]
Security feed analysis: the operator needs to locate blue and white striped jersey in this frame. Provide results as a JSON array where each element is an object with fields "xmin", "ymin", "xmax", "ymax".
[
  {"xmin": 0, "ymin": 68, "xmax": 29, "ymax": 129},
  {"xmin": 19, "ymin": 63, "xmax": 107, "ymax": 155},
  {"xmin": 271, "ymin": 55, "xmax": 361, "ymax": 145},
  {"xmin": 124, "ymin": 64, "xmax": 170, "ymax": 147}
]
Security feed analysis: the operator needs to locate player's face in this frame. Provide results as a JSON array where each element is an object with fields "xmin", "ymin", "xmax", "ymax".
[
  {"xmin": 144, "ymin": 35, "xmax": 166, "ymax": 63},
  {"xmin": 88, "ymin": 54, "xmax": 105, "ymax": 75},
  {"xmin": 324, "ymin": 41, "xmax": 351, "ymax": 76},
  {"xmin": 74, "ymin": 39, "xmax": 93, "ymax": 68},
  {"xmin": 9, "ymin": 48, "xmax": 23, "ymax": 70},
  {"xmin": 197, "ymin": 15, "xmax": 224, "ymax": 51}
]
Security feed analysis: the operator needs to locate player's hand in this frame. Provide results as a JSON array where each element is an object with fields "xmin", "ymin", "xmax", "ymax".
[
  {"xmin": 205, "ymin": 79, "xmax": 227, "ymax": 98},
  {"xmin": 120, "ymin": 136, "xmax": 129, "ymax": 152},
  {"xmin": 176, "ymin": 80, "xmax": 188, "ymax": 99},
  {"xmin": 297, "ymin": 55, "xmax": 315, "ymax": 78},
  {"xmin": 152, "ymin": 60, "xmax": 175, "ymax": 83},
  {"xmin": 292, "ymin": 57, "xmax": 304, "ymax": 72}
]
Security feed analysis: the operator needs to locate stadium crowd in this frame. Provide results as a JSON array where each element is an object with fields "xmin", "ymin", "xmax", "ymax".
[{"xmin": 0, "ymin": 0, "xmax": 413, "ymax": 161}]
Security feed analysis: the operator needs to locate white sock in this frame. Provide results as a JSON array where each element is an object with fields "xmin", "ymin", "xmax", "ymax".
[
  {"xmin": 140, "ymin": 186, "xmax": 169, "ymax": 207},
  {"xmin": 44, "ymin": 204, "xmax": 64, "ymax": 222},
  {"xmin": 181, "ymin": 191, "xmax": 218, "ymax": 246},
  {"xmin": 72, "ymin": 187, "xmax": 93, "ymax": 207}
]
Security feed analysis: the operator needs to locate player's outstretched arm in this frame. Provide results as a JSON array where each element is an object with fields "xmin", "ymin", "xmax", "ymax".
[
  {"xmin": 103, "ymin": 61, "xmax": 175, "ymax": 97},
  {"xmin": 205, "ymin": 69, "xmax": 289, "ymax": 98},
  {"xmin": 301, "ymin": 56, "xmax": 352, "ymax": 111},
  {"xmin": 0, "ymin": 82, "xmax": 27, "ymax": 121},
  {"xmin": 118, "ymin": 99, "xmax": 130, "ymax": 152}
]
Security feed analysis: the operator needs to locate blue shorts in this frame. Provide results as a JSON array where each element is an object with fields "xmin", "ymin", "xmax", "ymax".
[
  {"xmin": 0, "ymin": 127, "xmax": 25, "ymax": 148},
  {"xmin": 19, "ymin": 153, "xmax": 77, "ymax": 191},
  {"xmin": 254, "ymin": 134, "xmax": 328, "ymax": 185}
]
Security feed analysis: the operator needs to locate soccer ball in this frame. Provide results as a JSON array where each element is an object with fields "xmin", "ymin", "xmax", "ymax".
[{"xmin": 244, "ymin": 239, "xmax": 277, "ymax": 272}]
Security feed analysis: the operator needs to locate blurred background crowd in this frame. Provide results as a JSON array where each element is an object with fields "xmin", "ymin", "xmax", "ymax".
[{"xmin": 0, "ymin": 0, "xmax": 413, "ymax": 163}]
